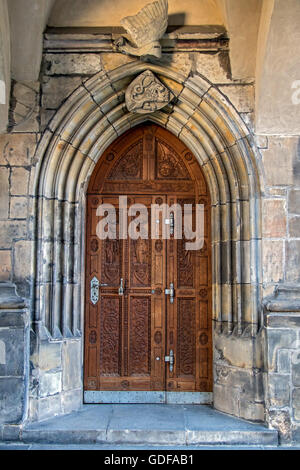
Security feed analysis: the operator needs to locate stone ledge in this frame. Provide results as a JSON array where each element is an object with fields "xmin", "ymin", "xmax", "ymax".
[
  {"xmin": 0, "ymin": 282, "xmax": 26, "ymax": 311},
  {"xmin": 44, "ymin": 26, "xmax": 229, "ymax": 53},
  {"xmin": 264, "ymin": 313, "xmax": 300, "ymax": 329}
]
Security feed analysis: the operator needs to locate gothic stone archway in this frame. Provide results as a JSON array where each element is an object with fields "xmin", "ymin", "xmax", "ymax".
[{"xmin": 29, "ymin": 61, "xmax": 263, "ymax": 422}]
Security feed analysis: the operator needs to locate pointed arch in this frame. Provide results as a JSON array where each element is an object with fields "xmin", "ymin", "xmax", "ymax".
[{"xmin": 31, "ymin": 61, "xmax": 263, "ymax": 341}]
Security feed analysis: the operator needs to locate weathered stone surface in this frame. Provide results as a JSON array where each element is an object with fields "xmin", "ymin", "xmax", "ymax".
[
  {"xmin": 0, "ymin": 167, "xmax": 9, "ymax": 220},
  {"xmin": 10, "ymin": 82, "xmax": 40, "ymax": 133},
  {"xmin": 0, "ymin": 251, "xmax": 11, "ymax": 281},
  {"xmin": 40, "ymin": 109, "xmax": 56, "ymax": 132},
  {"xmin": 159, "ymin": 53, "xmax": 192, "ymax": 78},
  {"xmin": 289, "ymin": 189, "xmax": 300, "ymax": 215},
  {"xmin": 268, "ymin": 373, "xmax": 290, "ymax": 407},
  {"xmin": 214, "ymin": 363, "xmax": 263, "ymax": 402},
  {"xmin": 218, "ymin": 85, "xmax": 254, "ymax": 113},
  {"xmin": 293, "ymin": 388, "xmax": 300, "ymax": 421},
  {"xmin": 286, "ymin": 241, "xmax": 300, "ymax": 283},
  {"xmin": 10, "ymin": 167, "xmax": 30, "ymax": 196},
  {"xmin": 39, "ymin": 371, "xmax": 62, "ymax": 398},
  {"xmin": 214, "ymin": 333, "xmax": 261, "ymax": 369},
  {"xmin": 268, "ymin": 409, "xmax": 292, "ymax": 441},
  {"xmin": 278, "ymin": 350, "xmax": 291, "ymax": 374},
  {"xmin": 44, "ymin": 53, "xmax": 102, "ymax": 76},
  {"xmin": 262, "ymin": 240, "xmax": 284, "ymax": 283},
  {"xmin": 10, "ymin": 197, "xmax": 28, "ymax": 220},
  {"xmin": 29, "ymin": 394, "xmax": 62, "ymax": 422},
  {"xmin": 254, "ymin": 134, "xmax": 268, "ymax": 149},
  {"xmin": 255, "ymin": 0, "xmax": 300, "ymax": 135},
  {"xmin": 61, "ymin": 389, "xmax": 82, "ymax": 415},
  {"xmin": 0, "ymin": 328, "xmax": 25, "ymax": 377},
  {"xmin": 238, "ymin": 398, "xmax": 265, "ymax": 422},
  {"xmin": 0, "ymin": 133, "xmax": 37, "ymax": 166},
  {"xmin": 101, "ymin": 53, "xmax": 135, "ymax": 73},
  {"xmin": 42, "ymin": 76, "xmax": 82, "ymax": 109},
  {"xmin": 261, "ymin": 137, "xmax": 298, "ymax": 186},
  {"xmin": 292, "ymin": 360, "xmax": 300, "ymax": 387},
  {"xmin": 31, "ymin": 341, "xmax": 62, "ymax": 372},
  {"xmin": 262, "ymin": 199, "xmax": 287, "ymax": 238},
  {"xmin": 213, "ymin": 382, "xmax": 240, "ymax": 417},
  {"xmin": 13, "ymin": 241, "xmax": 33, "ymax": 281},
  {"xmin": 266, "ymin": 328, "xmax": 297, "ymax": 371},
  {"xmin": 62, "ymin": 340, "xmax": 82, "ymax": 391},
  {"xmin": 194, "ymin": 52, "xmax": 232, "ymax": 84},
  {"xmin": 0, "ymin": 221, "xmax": 27, "ymax": 249},
  {"xmin": 0, "ymin": 377, "xmax": 25, "ymax": 425},
  {"xmin": 289, "ymin": 216, "xmax": 300, "ymax": 238}
]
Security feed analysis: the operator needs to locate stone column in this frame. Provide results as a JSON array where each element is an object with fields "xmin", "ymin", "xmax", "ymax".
[
  {"xmin": 0, "ymin": 282, "xmax": 29, "ymax": 441},
  {"xmin": 264, "ymin": 286, "xmax": 300, "ymax": 443}
]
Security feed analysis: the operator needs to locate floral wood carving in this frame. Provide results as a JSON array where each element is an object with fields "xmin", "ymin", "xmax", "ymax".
[{"xmin": 108, "ymin": 140, "xmax": 143, "ymax": 179}]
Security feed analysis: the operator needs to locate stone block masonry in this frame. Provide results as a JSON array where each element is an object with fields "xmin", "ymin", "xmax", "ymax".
[{"xmin": 264, "ymin": 287, "xmax": 300, "ymax": 443}]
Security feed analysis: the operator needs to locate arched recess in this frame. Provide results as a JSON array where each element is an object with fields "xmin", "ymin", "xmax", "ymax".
[{"xmin": 30, "ymin": 60, "xmax": 264, "ymax": 421}]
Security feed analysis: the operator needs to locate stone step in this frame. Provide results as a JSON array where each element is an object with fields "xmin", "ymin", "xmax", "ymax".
[{"xmin": 20, "ymin": 404, "xmax": 278, "ymax": 447}]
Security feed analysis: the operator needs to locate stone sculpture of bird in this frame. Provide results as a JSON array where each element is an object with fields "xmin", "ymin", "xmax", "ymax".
[{"xmin": 114, "ymin": 0, "xmax": 168, "ymax": 59}]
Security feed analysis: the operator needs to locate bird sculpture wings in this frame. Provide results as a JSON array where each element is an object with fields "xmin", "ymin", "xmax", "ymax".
[{"xmin": 115, "ymin": 0, "xmax": 168, "ymax": 59}]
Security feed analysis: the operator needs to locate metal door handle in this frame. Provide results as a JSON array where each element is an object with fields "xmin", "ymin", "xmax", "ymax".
[
  {"xmin": 165, "ymin": 282, "xmax": 175, "ymax": 304},
  {"xmin": 165, "ymin": 349, "xmax": 174, "ymax": 372},
  {"xmin": 118, "ymin": 278, "xmax": 125, "ymax": 296}
]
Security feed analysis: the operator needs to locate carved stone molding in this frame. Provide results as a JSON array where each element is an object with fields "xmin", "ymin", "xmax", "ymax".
[{"xmin": 125, "ymin": 70, "xmax": 174, "ymax": 113}]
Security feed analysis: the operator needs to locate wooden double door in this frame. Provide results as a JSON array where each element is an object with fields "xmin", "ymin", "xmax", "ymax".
[{"xmin": 84, "ymin": 124, "xmax": 212, "ymax": 403}]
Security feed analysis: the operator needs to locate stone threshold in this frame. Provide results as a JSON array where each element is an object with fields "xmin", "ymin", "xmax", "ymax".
[{"xmin": 7, "ymin": 405, "xmax": 278, "ymax": 447}]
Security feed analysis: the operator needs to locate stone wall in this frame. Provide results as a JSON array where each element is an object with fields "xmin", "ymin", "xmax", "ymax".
[
  {"xmin": 264, "ymin": 287, "xmax": 300, "ymax": 443},
  {"xmin": 0, "ymin": 283, "xmax": 29, "ymax": 437}
]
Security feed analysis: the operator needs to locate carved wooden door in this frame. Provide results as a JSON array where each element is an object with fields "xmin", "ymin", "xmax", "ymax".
[{"xmin": 84, "ymin": 124, "xmax": 212, "ymax": 403}]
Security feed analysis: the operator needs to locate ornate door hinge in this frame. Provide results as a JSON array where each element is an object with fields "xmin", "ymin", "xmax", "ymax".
[
  {"xmin": 90, "ymin": 276, "xmax": 99, "ymax": 305},
  {"xmin": 165, "ymin": 282, "xmax": 175, "ymax": 304},
  {"xmin": 164, "ymin": 212, "xmax": 174, "ymax": 235},
  {"xmin": 165, "ymin": 349, "xmax": 174, "ymax": 372}
]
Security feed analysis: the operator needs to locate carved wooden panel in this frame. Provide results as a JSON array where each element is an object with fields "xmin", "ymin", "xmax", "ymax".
[
  {"xmin": 100, "ymin": 297, "xmax": 121, "ymax": 376},
  {"xmin": 156, "ymin": 139, "xmax": 190, "ymax": 180},
  {"xmin": 101, "ymin": 239, "xmax": 122, "ymax": 286},
  {"xmin": 84, "ymin": 124, "xmax": 212, "ymax": 396},
  {"xmin": 130, "ymin": 238, "xmax": 151, "ymax": 287},
  {"xmin": 129, "ymin": 296, "xmax": 151, "ymax": 376},
  {"xmin": 177, "ymin": 299, "xmax": 195, "ymax": 377},
  {"xmin": 108, "ymin": 140, "xmax": 143, "ymax": 180}
]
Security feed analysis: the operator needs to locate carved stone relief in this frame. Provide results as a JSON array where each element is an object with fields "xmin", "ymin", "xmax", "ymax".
[
  {"xmin": 125, "ymin": 70, "xmax": 174, "ymax": 114},
  {"xmin": 114, "ymin": 0, "xmax": 168, "ymax": 59}
]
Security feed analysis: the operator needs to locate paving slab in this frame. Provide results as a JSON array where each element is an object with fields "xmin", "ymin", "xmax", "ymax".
[{"xmin": 19, "ymin": 404, "xmax": 278, "ymax": 446}]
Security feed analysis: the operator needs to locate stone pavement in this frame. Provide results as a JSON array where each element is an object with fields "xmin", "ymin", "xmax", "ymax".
[{"xmin": 1, "ymin": 404, "xmax": 281, "ymax": 448}]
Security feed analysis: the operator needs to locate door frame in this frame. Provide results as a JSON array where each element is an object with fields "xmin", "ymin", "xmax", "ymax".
[{"xmin": 83, "ymin": 124, "xmax": 213, "ymax": 404}]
